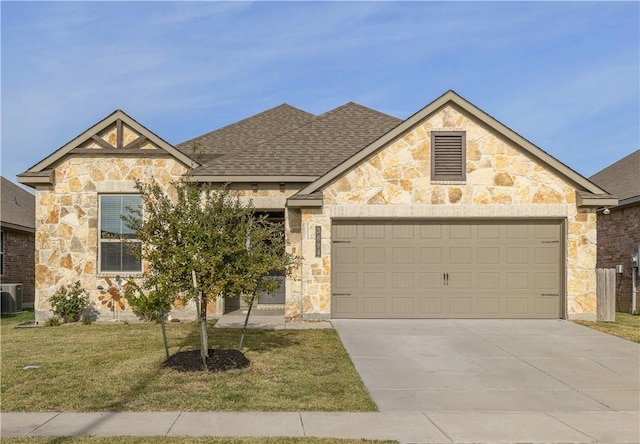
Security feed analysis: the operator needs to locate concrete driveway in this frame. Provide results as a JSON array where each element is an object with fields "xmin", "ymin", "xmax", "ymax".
[{"xmin": 332, "ymin": 319, "xmax": 640, "ymax": 413}]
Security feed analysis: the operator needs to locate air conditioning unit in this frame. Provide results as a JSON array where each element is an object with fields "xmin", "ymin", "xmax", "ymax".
[{"xmin": 0, "ymin": 284, "xmax": 23, "ymax": 313}]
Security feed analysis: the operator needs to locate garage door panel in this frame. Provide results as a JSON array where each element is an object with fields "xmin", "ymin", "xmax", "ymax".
[
  {"xmin": 478, "ymin": 297, "xmax": 500, "ymax": 314},
  {"xmin": 392, "ymin": 224, "xmax": 415, "ymax": 239},
  {"xmin": 535, "ymin": 247, "xmax": 559, "ymax": 265},
  {"xmin": 421, "ymin": 247, "xmax": 442, "ymax": 264},
  {"xmin": 506, "ymin": 247, "xmax": 530, "ymax": 264},
  {"xmin": 478, "ymin": 224, "xmax": 500, "ymax": 239},
  {"xmin": 507, "ymin": 272, "xmax": 529, "ymax": 289},
  {"xmin": 450, "ymin": 297, "xmax": 473, "ymax": 315},
  {"xmin": 363, "ymin": 297, "xmax": 385, "ymax": 314},
  {"xmin": 334, "ymin": 271, "xmax": 358, "ymax": 289},
  {"xmin": 478, "ymin": 247, "xmax": 500, "ymax": 264},
  {"xmin": 478, "ymin": 272, "xmax": 501, "ymax": 289},
  {"xmin": 334, "ymin": 224, "xmax": 357, "ymax": 240},
  {"xmin": 392, "ymin": 272, "xmax": 414, "ymax": 289},
  {"xmin": 420, "ymin": 297, "xmax": 444, "ymax": 315},
  {"xmin": 363, "ymin": 224, "xmax": 385, "ymax": 239},
  {"xmin": 363, "ymin": 272, "xmax": 385, "ymax": 288},
  {"xmin": 420, "ymin": 224, "xmax": 442, "ymax": 239},
  {"xmin": 450, "ymin": 225, "xmax": 472, "ymax": 239},
  {"xmin": 392, "ymin": 297, "xmax": 415, "ymax": 314},
  {"xmin": 450, "ymin": 247, "xmax": 473, "ymax": 264},
  {"xmin": 420, "ymin": 272, "xmax": 443, "ymax": 288},
  {"xmin": 333, "ymin": 296, "xmax": 358, "ymax": 315},
  {"xmin": 392, "ymin": 247, "xmax": 414, "ymax": 263},
  {"xmin": 507, "ymin": 224, "xmax": 529, "ymax": 239},
  {"xmin": 332, "ymin": 220, "xmax": 562, "ymax": 319}
]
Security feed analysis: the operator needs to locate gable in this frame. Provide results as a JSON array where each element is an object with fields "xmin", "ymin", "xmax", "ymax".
[
  {"xmin": 18, "ymin": 110, "xmax": 198, "ymax": 186},
  {"xmin": 290, "ymin": 90, "xmax": 616, "ymax": 209}
]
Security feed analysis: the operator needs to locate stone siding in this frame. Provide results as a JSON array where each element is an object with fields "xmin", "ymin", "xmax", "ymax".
[
  {"xmin": 596, "ymin": 204, "xmax": 640, "ymax": 312},
  {"xmin": 292, "ymin": 104, "xmax": 597, "ymax": 320},
  {"xmin": 34, "ymin": 154, "xmax": 190, "ymax": 321}
]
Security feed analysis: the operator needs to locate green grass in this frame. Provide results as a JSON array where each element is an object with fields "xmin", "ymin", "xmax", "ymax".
[
  {"xmin": 1, "ymin": 312, "xmax": 375, "ymax": 412},
  {"xmin": 1, "ymin": 438, "xmax": 396, "ymax": 444},
  {"xmin": 574, "ymin": 312, "xmax": 640, "ymax": 343}
]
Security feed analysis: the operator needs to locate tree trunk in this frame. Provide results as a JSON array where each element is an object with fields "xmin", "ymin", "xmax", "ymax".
[
  {"xmin": 200, "ymin": 295, "xmax": 209, "ymax": 364},
  {"xmin": 193, "ymin": 270, "xmax": 209, "ymax": 366}
]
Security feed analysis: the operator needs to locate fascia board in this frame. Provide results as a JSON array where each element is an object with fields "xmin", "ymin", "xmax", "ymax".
[
  {"xmin": 17, "ymin": 170, "xmax": 55, "ymax": 186},
  {"xmin": 183, "ymin": 175, "xmax": 318, "ymax": 183},
  {"xmin": 24, "ymin": 110, "xmax": 199, "ymax": 174},
  {"xmin": 286, "ymin": 198, "xmax": 323, "ymax": 208}
]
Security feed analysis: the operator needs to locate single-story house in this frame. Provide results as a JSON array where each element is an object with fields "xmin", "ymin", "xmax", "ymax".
[
  {"xmin": 1, "ymin": 176, "xmax": 36, "ymax": 309},
  {"xmin": 18, "ymin": 90, "xmax": 617, "ymax": 322},
  {"xmin": 590, "ymin": 149, "xmax": 640, "ymax": 313}
]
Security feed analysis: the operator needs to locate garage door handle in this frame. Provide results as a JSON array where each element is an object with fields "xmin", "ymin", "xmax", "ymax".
[
  {"xmin": 333, "ymin": 240, "xmax": 351, "ymax": 244},
  {"xmin": 333, "ymin": 293, "xmax": 351, "ymax": 296},
  {"xmin": 541, "ymin": 293, "xmax": 559, "ymax": 297},
  {"xmin": 443, "ymin": 272, "xmax": 449, "ymax": 286}
]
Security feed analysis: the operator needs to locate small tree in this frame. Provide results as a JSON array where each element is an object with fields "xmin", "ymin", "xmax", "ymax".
[{"xmin": 124, "ymin": 179, "xmax": 296, "ymax": 363}]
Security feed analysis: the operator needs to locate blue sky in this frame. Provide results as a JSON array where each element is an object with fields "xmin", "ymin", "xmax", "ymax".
[{"xmin": 2, "ymin": 1, "xmax": 638, "ymax": 188}]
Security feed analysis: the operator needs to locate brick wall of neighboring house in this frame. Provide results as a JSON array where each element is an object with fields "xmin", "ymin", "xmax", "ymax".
[
  {"xmin": 1, "ymin": 227, "xmax": 35, "ymax": 307},
  {"xmin": 596, "ymin": 204, "xmax": 640, "ymax": 312}
]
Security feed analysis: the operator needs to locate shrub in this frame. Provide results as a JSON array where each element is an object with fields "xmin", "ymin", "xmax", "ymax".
[
  {"xmin": 49, "ymin": 281, "xmax": 88, "ymax": 323},
  {"xmin": 124, "ymin": 280, "xmax": 172, "ymax": 322},
  {"xmin": 45, "ymin": 316, "xmax": 61, "ymax": 327}
]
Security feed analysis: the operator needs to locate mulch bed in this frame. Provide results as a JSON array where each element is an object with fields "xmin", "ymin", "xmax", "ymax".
[{"xmin": 164, "ymin": 349, "xmax": 250, "ymax": 372}]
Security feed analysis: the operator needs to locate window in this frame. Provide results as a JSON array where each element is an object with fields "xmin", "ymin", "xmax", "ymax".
[
  {"xmin": 431, "ymin": 131, "xmax": 466, "ymax": 181},
  {"xmin": 99, "ymin": 195, "xmax": 142, "ymax": 273},
  {"xmin": 0, "ymin": 230, "xmax": 5, "ymax": 276}
]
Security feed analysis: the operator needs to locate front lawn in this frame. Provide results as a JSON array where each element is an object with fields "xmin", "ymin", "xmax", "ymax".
[
  {"xmin": 0, "ymin": 313, "xmax": 375, "ymax": 412},
  {"xmin": 574, "ymin": 312, "xmax": 640, "ymax": 343}
]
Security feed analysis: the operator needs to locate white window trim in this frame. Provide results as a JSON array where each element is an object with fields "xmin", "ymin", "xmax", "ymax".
[{"xmin": 98, "ymin": 194, "xmax": 143, "ymax": 275}]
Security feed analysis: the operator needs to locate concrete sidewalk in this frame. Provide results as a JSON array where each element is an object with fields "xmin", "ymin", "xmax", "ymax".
[{"xmin": 2, "ymin": 410, "xmax": 639, "ymax": 443}]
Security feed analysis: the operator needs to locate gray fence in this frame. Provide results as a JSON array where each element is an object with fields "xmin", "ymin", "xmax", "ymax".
[{"xmin": 596, "ymin": 268, "xmax": 616, "ymax": 322}]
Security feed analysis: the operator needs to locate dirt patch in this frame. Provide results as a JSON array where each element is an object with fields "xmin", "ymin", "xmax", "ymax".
[{"xmin": 164, "ymin": 349, "xmax": 250, "ymax": 372}]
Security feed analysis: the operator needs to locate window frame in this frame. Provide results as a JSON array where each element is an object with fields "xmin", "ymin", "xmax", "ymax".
[
  {"xmin": 98, "ymin": 194, "xmax": 142, "ymax": 274},
  {"xmin": 431, "ymin": 131, "xmax": 467, "ymax": 182}
]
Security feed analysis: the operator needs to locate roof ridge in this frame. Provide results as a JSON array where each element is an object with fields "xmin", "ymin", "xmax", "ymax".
[{"xmin": 177, "ymin": 103, "xmax": 313, "ymax": 147}]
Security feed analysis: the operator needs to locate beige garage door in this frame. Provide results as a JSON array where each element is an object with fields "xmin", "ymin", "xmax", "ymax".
[{"xmin": 331, "ymin": 220, "xmax": 562, "ymax": 319}]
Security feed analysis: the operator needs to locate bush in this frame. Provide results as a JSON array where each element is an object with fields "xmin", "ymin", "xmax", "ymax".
[
  {"xmin": 49, "ymin": 281, "xmax": 88, "ymax": 323},
  {"xmin": 124, "ymin": 280, "xmax": 172, "ymax": 321}
]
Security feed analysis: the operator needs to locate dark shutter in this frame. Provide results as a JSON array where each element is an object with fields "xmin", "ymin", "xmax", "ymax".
[{"xmin": 431, "ymin": 131, "xmax": 466, "ymax": 181}]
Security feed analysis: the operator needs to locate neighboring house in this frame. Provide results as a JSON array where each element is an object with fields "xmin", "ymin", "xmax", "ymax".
[
  {"xmin": 590, "ymin": 149, "xmax": 640, "ymax": 313},
  {"xmin": 1, "ymin": 176, "xmax": 36, "ymax": 308},
  {"xmin": 18, "ymin": 90, "xmax": 616, "ymax": 322}
]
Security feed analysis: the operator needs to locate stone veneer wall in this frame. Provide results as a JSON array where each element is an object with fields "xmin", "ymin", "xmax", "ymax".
[
  {"xmin": 290, "ymin": 104, "xmax": 597, "ymax": 320},
  {"xmin": 34, "ymin": 155, "xmax": 190, "ymax": 321}
]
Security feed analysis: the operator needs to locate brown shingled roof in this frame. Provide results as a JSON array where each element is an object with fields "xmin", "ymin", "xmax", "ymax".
[
  {"xmin": 187, "ymin": 102, "xmax": 401, "ymax": 177},
  {"xmin": 1, "ymin": 177, "xmax": 35, "ymax": 232},
  {"xmin": 589, "ymin": 149, "xmax": 640, "ymax": 200},
  {"xmin": 175, "ymin": 104, "xmax": 315, "ymax": 164}
]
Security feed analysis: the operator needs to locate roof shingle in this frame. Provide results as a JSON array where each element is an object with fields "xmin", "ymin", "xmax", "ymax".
[
  {"xmin": 1, "ymin": 177, "xmax": 35, "ymax": 231},
  {"xmin": 589, "ymin": 149, "xmax": 640, "ymax": 200},
  {"xmin": 187, "ymin": 102, "xmax": 401, "ymax": 177}
]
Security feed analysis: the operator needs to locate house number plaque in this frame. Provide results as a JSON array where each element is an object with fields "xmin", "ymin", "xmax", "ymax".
[{"xmin": 315, "ymin": 226, "xmax": 321, "ymax": 257}]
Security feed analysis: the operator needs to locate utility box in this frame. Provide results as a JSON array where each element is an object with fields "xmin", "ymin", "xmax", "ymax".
[{"xmin": 0, "ymin": 283, "xmax": 23, "ymax": 313}]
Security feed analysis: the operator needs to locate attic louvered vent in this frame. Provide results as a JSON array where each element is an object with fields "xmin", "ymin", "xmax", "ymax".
[{"xmin": 431, "ymin": 131, "xmax": 466, "ymax": 181}]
